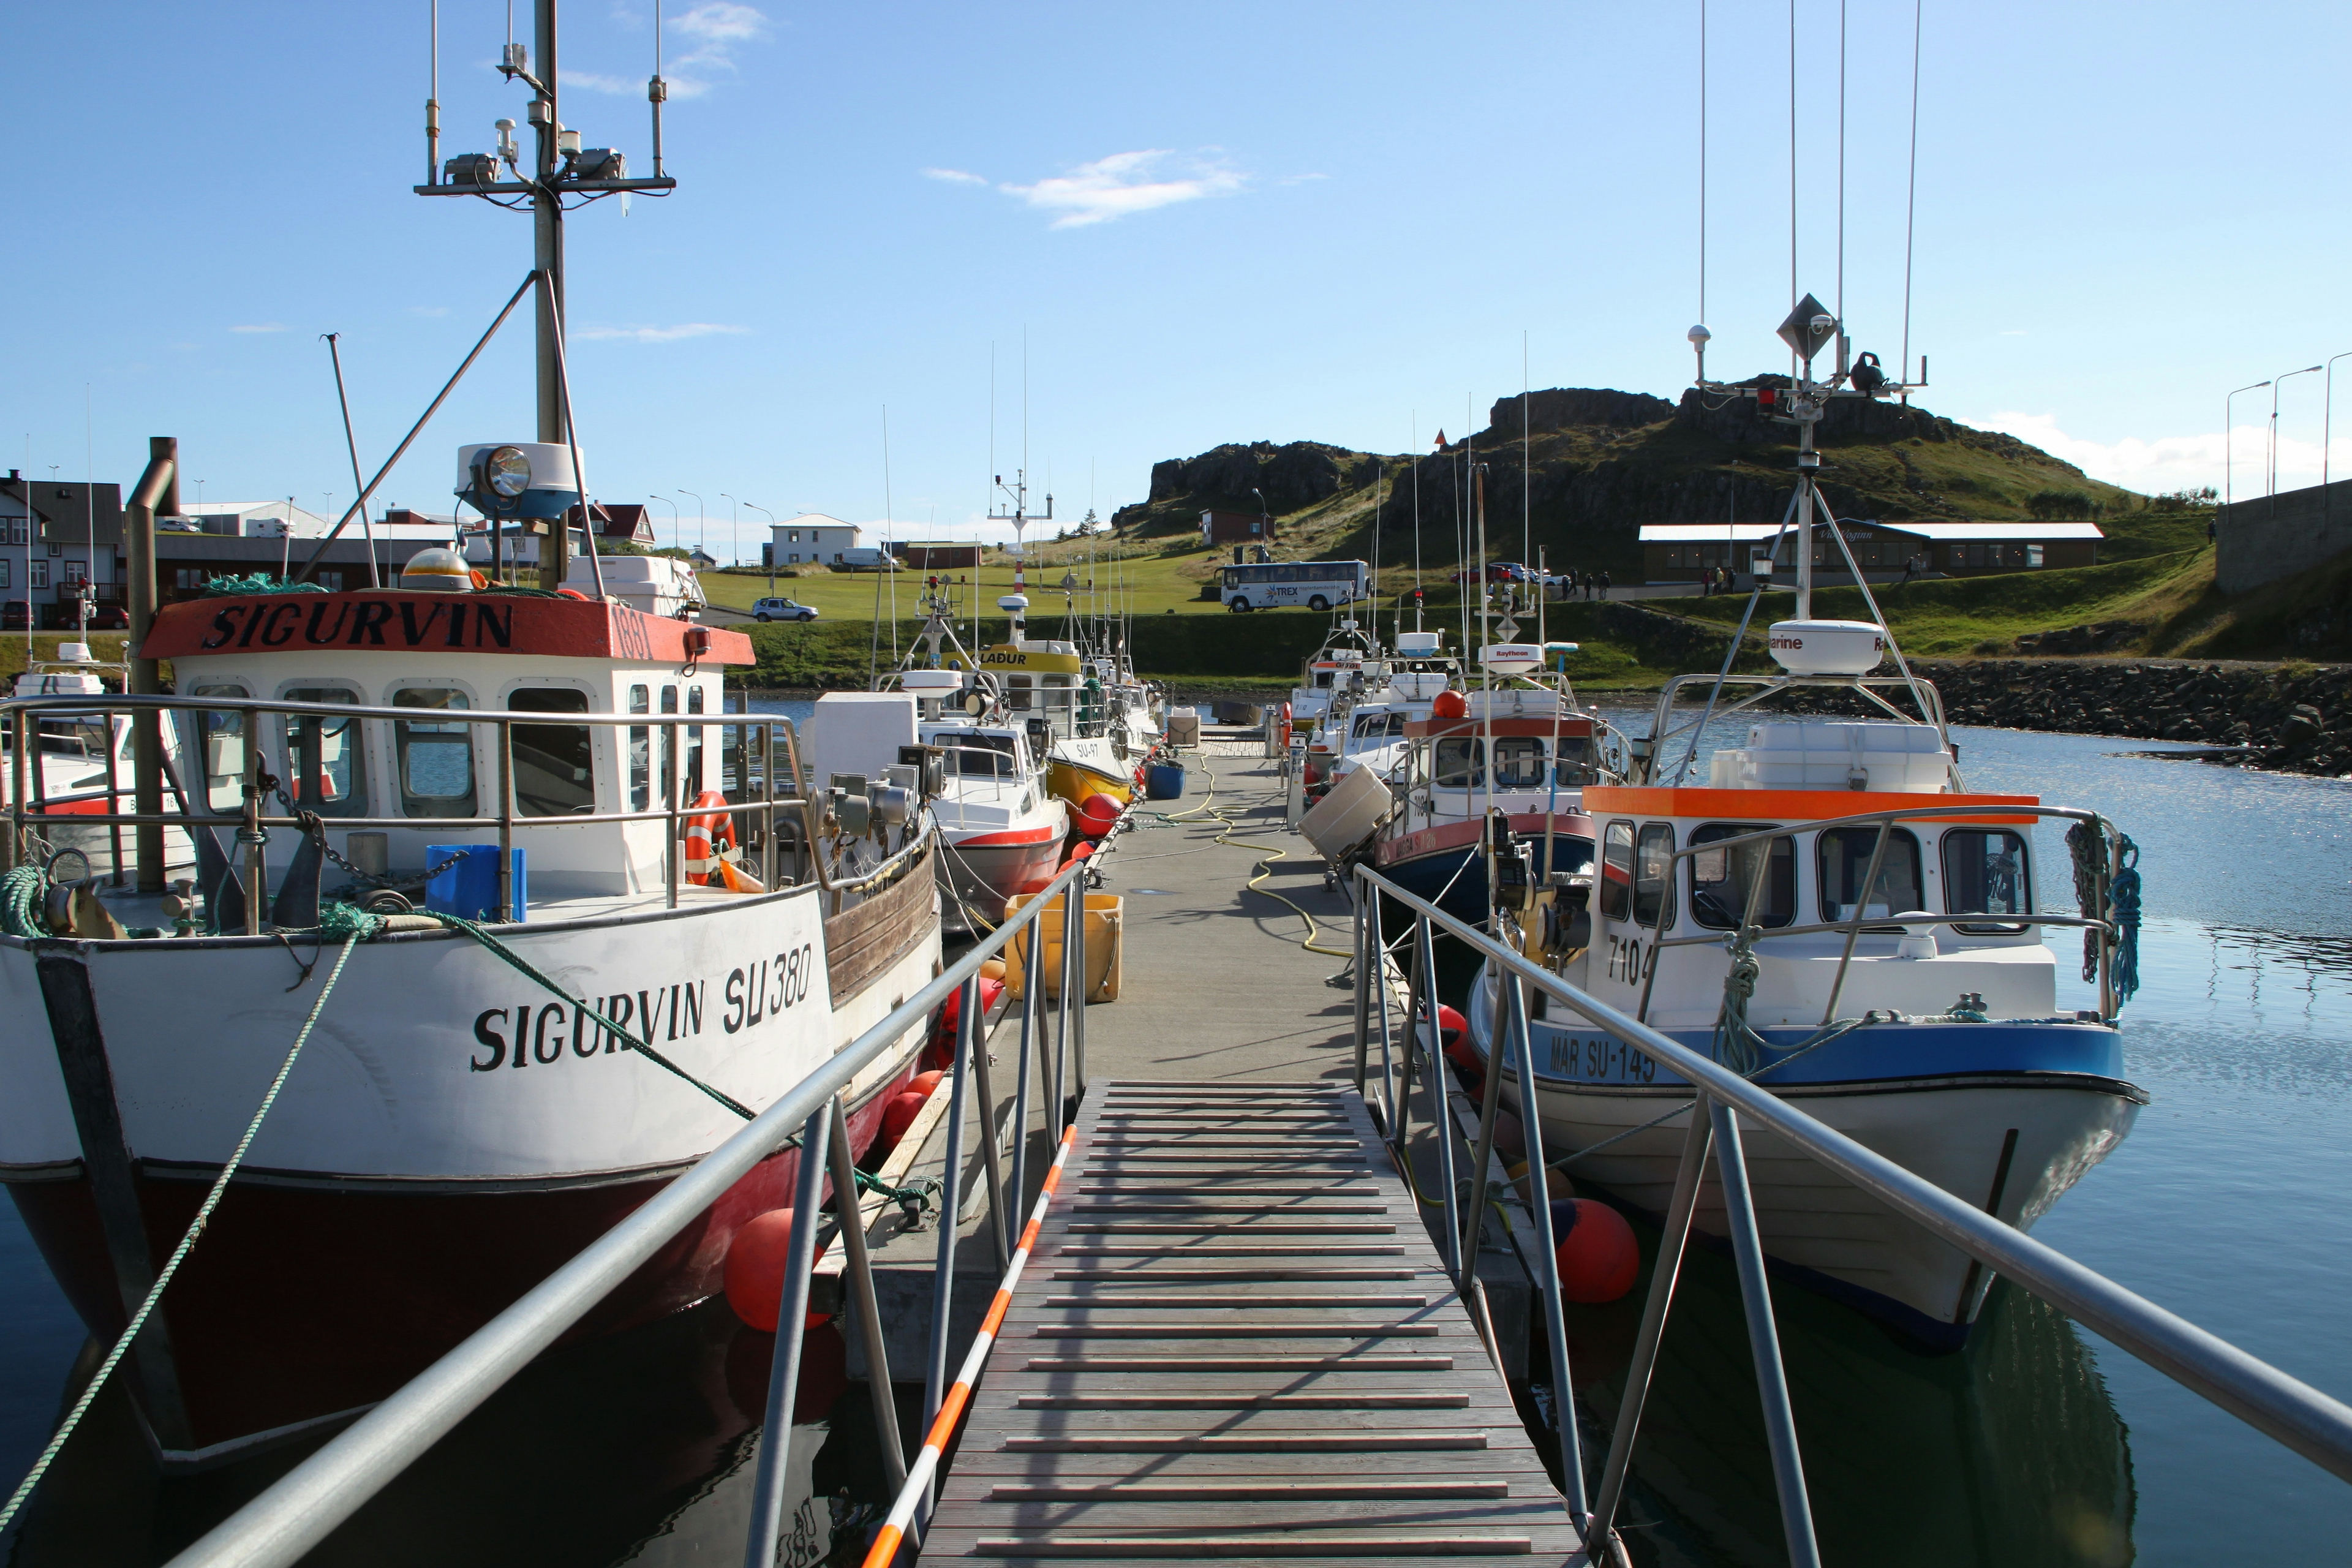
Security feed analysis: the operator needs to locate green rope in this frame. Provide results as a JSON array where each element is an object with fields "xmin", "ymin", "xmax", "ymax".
[
  {"xmin": 413, "ymin": 910, "xmax": 758, "ymax": 1120},
  {"xmin": 0, "ymin": 927, "xmax": 365, "ymax": 1535},
  {"xmin": 1, "ymin": 864, "xmax": 47, "ymax": 940},
  {"xmin": 851, "ymin": 1167, "xmax": 940, "ymax": 1221},
  {"xmin": 202, "ymin": 573, "xmax": 325, "ymax": 597}
]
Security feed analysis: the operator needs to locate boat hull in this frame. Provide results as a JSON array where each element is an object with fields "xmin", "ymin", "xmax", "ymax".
[
  {"xmin": 0, "ymin": 856, "xmax": 941, "ymax": 1456},
  {"xmin": 1046, "ymin": 737, "xmax": 1135, "ymax": 814},
  {"xmin": 936, "ymin": 823, "xmax": 1070, "ymax": 929},
  {"xmin": 1464, "ymin": 984, "xmax": 2144, "ymax": 1346}
]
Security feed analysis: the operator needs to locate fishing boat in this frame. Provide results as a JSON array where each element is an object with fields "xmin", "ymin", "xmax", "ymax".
[
  {"xmin": 948, "ymin": 594, "xmax": 1138, "ymax": 820},
  {"xmin": 0, "ymin": 565, "xmax": 944, "ymax": 1460},
  {"xmin": 1286, "ymin": 617, "xmax": 1379, "ymax": 745},
  {"xmin": 880, "ymin": 592, "xmax": 1071, "ymax": 930},
  {"xmin": 0, "ymin": 13, "xmax": 946, "ymax": 1461},
  {"xmin": 1460, "ymin": 309, "xmax": 2144, "ymax": 1346}
]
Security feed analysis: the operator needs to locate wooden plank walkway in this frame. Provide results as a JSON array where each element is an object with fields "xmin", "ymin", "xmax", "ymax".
[{"xmin": 918, "ymin": 1079, "xmax": 1581, "ymax": 1566}]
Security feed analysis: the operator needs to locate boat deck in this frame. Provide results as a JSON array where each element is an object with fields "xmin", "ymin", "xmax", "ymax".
[{"xmin": 915, "ymin": 1079, "xmax": 1578, "ymax": 1566}]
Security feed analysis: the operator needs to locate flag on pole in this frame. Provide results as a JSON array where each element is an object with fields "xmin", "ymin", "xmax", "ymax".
[{"xmin": 1433, "ymin": 430, "xmax": 1447, "ymax": 450}]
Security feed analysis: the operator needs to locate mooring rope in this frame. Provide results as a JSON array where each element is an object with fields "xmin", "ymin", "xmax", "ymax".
[{"xmin": 0, "ymin": 910, "xmax": 379, "ymax": 1534}]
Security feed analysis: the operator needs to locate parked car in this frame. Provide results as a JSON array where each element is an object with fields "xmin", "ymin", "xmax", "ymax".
[
  {"xmin": 1, "ymin": 603, "xmax": 28, "ymax": 631},
  {"xmin": 1449, "ymin": 562, "xmax": 1529, "ymax": 585},
  {"xmin": 85, "ymin": 605, "xmax": 129, "ymax": 630},
  {"xmin": 750, "ymin": 597, "xmax": 820, "ymax": 623}
]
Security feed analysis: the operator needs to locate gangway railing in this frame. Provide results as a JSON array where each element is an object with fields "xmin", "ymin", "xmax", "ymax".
[
  {"xmin": 148, "ymin": 828, "xmax": 1113, "ymax": 1568},
  {"xmin": 1351, "ymin": 863, "xmax": 2352, "ymax": 1568}
]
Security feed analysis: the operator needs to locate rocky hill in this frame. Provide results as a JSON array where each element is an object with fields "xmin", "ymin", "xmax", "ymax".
[{"xmin": 1112, "ymin": 382, "xmax": 2147, "ymax": 574}]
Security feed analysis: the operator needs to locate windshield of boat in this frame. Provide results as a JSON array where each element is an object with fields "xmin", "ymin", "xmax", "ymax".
[
  {"xmin": 1818, "ymin": 826, "xmax": 1924, "ymax": 926},
  {"xmin": 948, "ymin": 733, "xmax": 1017, "ymax": 777},
  {"xmin": 1688, "ymin": 823, "xmax": 1797, "ymax": 929}
]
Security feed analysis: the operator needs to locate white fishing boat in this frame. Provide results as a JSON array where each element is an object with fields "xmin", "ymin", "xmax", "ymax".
[
  {"xmin": 875, "ymin": 586, "xmax": 1073, "ymax": 931},
  {"xmin": 0, "ymin": 17, "xmax": 944, "ymax": 1462},
  {"xmin": 1461, "ymin": 305, "xmax": 2144, "ymax": 1346}
]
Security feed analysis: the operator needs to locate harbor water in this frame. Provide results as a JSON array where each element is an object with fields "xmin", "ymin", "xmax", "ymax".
[{"xmin": 2, "ymin": 709, "xmax": 2348, "ymax": 1563}]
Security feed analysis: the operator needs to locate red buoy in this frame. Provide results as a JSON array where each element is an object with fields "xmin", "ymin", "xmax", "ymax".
[
  {"xmin": 1550, "ymin": 1198, "xmax": 1640, "ymax": 1303},
  {"xmin": 1076, "ymin": 793, "xmax": 1121, "ymax": 837},
  {"xmin": 879, "ymin": 1089, "xmax": 929, "ymax": 1147},
  {"xmin": 1431, "ymin": 688, "xmax": 1469, "ymax": 720},
  {"xmin": 910, "ymin": 1069, "xmax": 944, "ymax": 1099},
  {"xmin": 725, "ymin": 1208, "xmax": 810, "ymax": 1330},
  {"xmin": 927, "ymin": 978, "xmax": 1006, "ymax": 1068}
]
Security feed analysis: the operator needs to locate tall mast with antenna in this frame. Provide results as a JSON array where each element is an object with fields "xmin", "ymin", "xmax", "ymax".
[{"xmin": 416, "ymin": 0, "xmax": 676, "ymax": 575}]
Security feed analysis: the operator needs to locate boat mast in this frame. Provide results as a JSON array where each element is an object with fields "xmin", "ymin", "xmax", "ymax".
[{"xmin": 416, "ymin": 0, "xmax": 674, "ymax": 583}]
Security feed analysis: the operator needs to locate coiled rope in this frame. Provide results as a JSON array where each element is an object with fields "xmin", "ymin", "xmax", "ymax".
[
  {"xmin": 2067, "ymin": 820, "xmax": 2141, "ymax": 1012},
  {"xmin": 0, "ymin": 907, "xmax": 379, "ymax": 1535}
]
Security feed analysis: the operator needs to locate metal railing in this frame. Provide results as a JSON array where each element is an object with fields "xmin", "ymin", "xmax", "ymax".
[
  {"xmin": 1352, "ymin": 862, "xmax": 2352, "ymax": 1568},
  {"xmin": 158, "ymin": 829, "xmax": 1114, "ymax": 1568},
  {"xmin": 0, "ymin": 691, "xmax": 850, "ymax": 918}
]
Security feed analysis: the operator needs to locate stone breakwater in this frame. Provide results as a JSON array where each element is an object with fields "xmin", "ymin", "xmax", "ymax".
[{"xmin": 1770, "ymin": 659, "xmax": 2352, "ymax": 777}]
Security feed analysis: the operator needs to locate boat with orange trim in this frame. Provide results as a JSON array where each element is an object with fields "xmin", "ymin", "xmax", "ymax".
[{"xmin": 1461, "ymin": 314, "xmax": 2144, "ymax": 1346}]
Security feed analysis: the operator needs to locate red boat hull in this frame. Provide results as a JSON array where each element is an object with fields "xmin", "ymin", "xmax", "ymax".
[{"xmin": 6, "ymin": 1069, "xmax": 908, "ymax": 1455}]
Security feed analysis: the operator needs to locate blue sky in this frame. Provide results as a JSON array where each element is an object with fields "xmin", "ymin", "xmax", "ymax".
[{"xmin": 6, "ymin": 1, "xmax": 2350, "ymax": 556}]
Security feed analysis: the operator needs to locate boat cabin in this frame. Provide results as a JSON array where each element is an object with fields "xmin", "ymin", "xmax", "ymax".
[{"xmin": 139, "ymin": 589, "xmax": 756, "ymax": 902}]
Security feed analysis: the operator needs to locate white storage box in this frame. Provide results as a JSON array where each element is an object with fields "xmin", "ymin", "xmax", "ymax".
[
  {"xmin": 1299, "ymin": 761, "xmax": 1395, "ymax": 861},
  {"xmin": 804, "ymin": 692, "xmax": 919, "ymax": 786},
  {"xmin": 1166, "ymin": 707, "xmax": 1200, "ymax": 747},
  {"xmin": 1716, "ymin": 721, "xmax": 1950, "ymax": 793}
]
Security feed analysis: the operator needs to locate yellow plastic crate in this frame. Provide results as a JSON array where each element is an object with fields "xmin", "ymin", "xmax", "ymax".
[{"xmin": 1001, "ymin": 891, "xmax": 1123, "ymax": 1003}]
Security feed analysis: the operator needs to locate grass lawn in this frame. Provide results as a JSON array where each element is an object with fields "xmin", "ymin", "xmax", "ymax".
[{"xmin": 1670, "ymin": 548, "xmax": 2215, "ymax": 657}]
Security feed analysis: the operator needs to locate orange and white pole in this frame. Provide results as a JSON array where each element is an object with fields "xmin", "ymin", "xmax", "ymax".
[{"xmin": 858, "ymin": 1123, "xmax": 1080, "ymax": 1568}]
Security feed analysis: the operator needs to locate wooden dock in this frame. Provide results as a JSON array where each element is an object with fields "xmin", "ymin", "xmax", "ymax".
[{"xmin": 916, "ymin": 1077, "xmax": 1580, "ymax": 1564}]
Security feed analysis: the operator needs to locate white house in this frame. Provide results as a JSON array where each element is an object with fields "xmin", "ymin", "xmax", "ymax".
[{"xmin": 767, "ymin": 514, "xmax": 861, "ymax": 567}]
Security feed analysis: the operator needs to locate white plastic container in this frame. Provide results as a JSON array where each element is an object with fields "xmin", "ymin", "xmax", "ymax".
[
  {"xmin": 1300, "ymin": 761, "xmax": 1395, "ymax": 861},
  {"xmin": 1766, "ymin": 619, "xmax": 1887, "ymax": 676},
  {"xmin": 1166, "ymin": 707, "xmax": 1200, "ymax": 747},
  {"xmin": 804, "ymin": 692, "xmax": 919, "ymax": 785},
  {"xmin": 1716, "ymin": 721, "xmax": 1950, "ymax": 793}
]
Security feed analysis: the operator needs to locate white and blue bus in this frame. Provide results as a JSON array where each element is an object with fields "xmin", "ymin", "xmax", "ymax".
[{"xmin": 1219, "ymin": 559, "xmax": 1368, "ymax": 612}]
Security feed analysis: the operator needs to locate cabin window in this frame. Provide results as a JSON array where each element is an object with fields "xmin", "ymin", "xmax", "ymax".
[
  {"xmin": 660, "ymin": 685, "xmax": 680, "ymax": 808},
  {"xmin": 687, "ymin": 684, "xmax": 707, "ymax": 797},
  {"xmin": 186, "ymin": 684, "xmax": 251, "ymax": 813},
  {"xmin": 1818, "ymin": 826, "xmax": 1924, "ymax": 925},
  {"xmin": 1433, "ymin": 737, "xmax": 1482, "ymax": 788},
  {"xmin": 1599, "ymin": 820, "xmax": 1634, "ymax": 922},
  {"xmin": 1491, "ymin": 737, "xmax": 1547, "ymax": 789},
  {"xmin": 1006, "ymin": 675, "xmax": 1031, "ymax": 712},
  {"xmin": 953, "ymin": 734, "xmax": 1016, "ymax": 777},
  {"xmin": 1551, "ymin": 734, "xmax": 1597, "ymax": 787},
  {"xmin": 1352, "ymin": 712, "xmax": 1404, "ymax": 740},
  {"xmin": 1943, "ymin": 828, "xmax": 2031, "ymax": 932},
  {"xmin": 1688, "ymin": 823, "xmax": 1796, "ymax": 929},
  {"xmin": 392, "ymin": 687, "xmax": 476, "ymax": 818},
  {"xmin": 510, "ymin": 687, "xmax": 594, "ymax": 817},
  {"xmin": 279, "ymin": 687, "xmax": 369, "ymax": 818},
  {"xmin": 1634, "ymin": 823, "xmax": 1675, "ymax": 929},
  {"xmin": 627, "ymin": 685, "xmax": 652, "ymax": 812}
]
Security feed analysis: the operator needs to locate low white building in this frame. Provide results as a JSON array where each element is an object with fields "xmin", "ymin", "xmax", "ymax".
[{"xmin": 767, "ymin": 514, "xmax": 861, "ymax": 567}]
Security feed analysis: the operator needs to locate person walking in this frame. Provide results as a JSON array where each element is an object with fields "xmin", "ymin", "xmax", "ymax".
[{"xmin": 1598, "ymin": 569, "xmax": 1611, "ymax": 601}]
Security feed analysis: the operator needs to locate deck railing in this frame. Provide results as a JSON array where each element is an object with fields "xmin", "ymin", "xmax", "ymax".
[
  {"xmin": 151, "ymin": 826, "xmax": 1113, "ymax": 1568},
  {"xmin": 1352, "ymin": 862, "xmax": 2352, "ymax": 1568},
  {"xmin": 1, "ymin": 690, "xmax": 848, "ymax": 916}
]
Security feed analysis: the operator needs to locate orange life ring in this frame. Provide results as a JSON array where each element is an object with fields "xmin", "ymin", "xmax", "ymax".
[{"xmin": 684, "ymin": 790, "xmax": 764, "ymax": 891}]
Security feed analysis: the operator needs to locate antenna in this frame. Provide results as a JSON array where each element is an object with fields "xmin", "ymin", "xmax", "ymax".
[
  {"xmin": 649, "ymin": 0, "xmax": 668, "ymax": 176},
  {"xmin": 426, "ymin": 0, "xmax": 440, "ymax": 185}
]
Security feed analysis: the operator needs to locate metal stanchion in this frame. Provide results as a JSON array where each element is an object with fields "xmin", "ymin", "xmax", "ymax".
[
  {"xmin": 741, "ymin": 1107, "xmax": 831, "ymax": 1568},
  {"xmin": 826, "ymin": 1097, "xmax": 907, "ymax": 1493}
]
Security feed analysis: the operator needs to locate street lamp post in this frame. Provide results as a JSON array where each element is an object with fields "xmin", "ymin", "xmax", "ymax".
[
  {"xmin": 2324, "ymin": 354, "xmax": 2352, "ymax": 525},
  {"xmin": 649, "ymin": 493, "xmax": 680, "ymax": 552},
  {"xmin": 677, "ymin": 488, "xmax": 705, "ymax": 565},
  {"xmin": 721, "ymin": 493, "xmax": 739, "ymax": 571},
  {"xmin": 1248, "ymin": 486, "xmax": 1268, "ymax": 564},
  {"xmin": 2226, "ymin": 380, "xmax": 2270, "ymax": 517},
  {"xmin": 742, "ymin": 502, "xmax": 774, "ymax": 592},
  {"xmin": 2271, "ymin": 364, "xmax": 2323, "ymax": 515}
]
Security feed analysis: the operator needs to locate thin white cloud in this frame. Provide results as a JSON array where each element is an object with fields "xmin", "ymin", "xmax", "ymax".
[
  {"xmin": 230, "ymin": 323, "xmax": 287, "ymax": 333},
  {"xmin": 662, "ymin": 1, "xmax": 766, "ymax": 96},
  {"xmin": 924, "ymin": 167, "xmax": 989, "ymax": 187},
  {"xmin": 562, "ymin": 69, "xmax": 641, "ymax": 96},
  {"xmin": 409, "ymin": 305, "xmax": 451, "ymax": 318},
  {"xmin": 1978, "ymin": 410, "xmax": 2345, "ymax": 496},
  {"xmin": 999, "ymin": 150, "xmax": 1245, "ymax": 229},
  {"xmin": 574, "ymin": 322, "xmax": 750, "ymax": 343}
]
